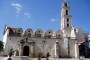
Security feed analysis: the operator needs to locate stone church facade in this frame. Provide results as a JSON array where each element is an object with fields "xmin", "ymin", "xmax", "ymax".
[{"xmin": 3, "ymin": 1, "xmax": 88, "ymax": 58}]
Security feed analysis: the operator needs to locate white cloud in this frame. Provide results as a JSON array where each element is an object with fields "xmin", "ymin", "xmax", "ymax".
[
  {"xmin": 11, "ymin": 3, "xmax": 23, "ymax": 13},
  {"xmin": 50, "ymin": 18, "xmax": 60, "ymax": 22},
  {"xmin": 11, "ymin": 3, "xmax": 31, "ymax": 18},
  {"xmin": 50, "ymin": 18, "xmax": 56, "ymax": 22},
  {"xmin": 24, "ymin": 12, "xmax": 31, "ymax": 18}
]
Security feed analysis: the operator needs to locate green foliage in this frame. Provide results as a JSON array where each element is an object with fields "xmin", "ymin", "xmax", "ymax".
[{"xmin": 0, "ymin": 40, "xmax": 4, "ymax": 53}]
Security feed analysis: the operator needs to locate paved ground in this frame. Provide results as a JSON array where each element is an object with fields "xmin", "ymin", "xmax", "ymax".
[{"xmin": 0, "ymin": 56, "xmax": 90, "ymax": 60}]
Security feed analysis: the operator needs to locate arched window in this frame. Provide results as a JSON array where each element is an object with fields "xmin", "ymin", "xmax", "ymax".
[
  {"xmin": 67, "ymin": 23, "xmax": 69, "ymax": 27},
  {"xmin": 66, "ymin": 10, "xmax": 68, "ymax": 15},
  {"xmin": 65, "ymin": 3, "xmax": 67, "ymax": 7},
  {"xmin": 26, "ymin": 38, "xmax": 28, "ymax": 41},
  {"xmin": 56, "ymin": 35, "xmax": 61, "ymax": 38},
  {"xmin": 67, "ymin": 18, "xmax": 69, "ymax": 22}
]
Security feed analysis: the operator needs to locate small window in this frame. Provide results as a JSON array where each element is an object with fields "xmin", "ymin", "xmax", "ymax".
[
  {"xmin": 26, "ymin": 38, "xmax": 28, "ymax": 41},
  {"xmin": 57, "ymin": 35, "xmax": 61, "ymax": 38},
  {"xmin": 17, "ymin": 33, "xmax": 21, "ymax": 36},
  {"xmin": 42, "ymin": 40, "xmax": 46, "ymax": 44},
  {"xmin": 48, "ymin": 35, "xmax": 51, "ymax": 38},
  {"xmin": 36, "ymin": 34, "xmax": 41, "ymax": 38},
  {"xmin": 38, "ymin": 34, "xmax": 41, "ymax": 37},
  {"xmin": 58, "ymin": 35, "xmax": 61, "ymax": 37},
  {"xmin": 67, "ymin": 24, "xmax": 69, "ymax": 27},
  {"xmin": 18, "ymin": 30, "xmax": 20, "ymax": 32},
  {"xmin": 49, "ymin": 32, "xmax": 51, "ymax": 33},
  {"xmin": 65, "ymin": 3, "xmax": 67, "ymax": 7},
  {"xmin": 26, "ymin": 38, "xmax": 28, "ymax": 40},
  {"xmin": 66, "ymin": 10, "xmax": 68, "ymax": 15},
  {"xmin": 28, "ymin": 34, "xmax": 31, "ymax": 37},
  {"xmin": 38, "ymin": 31, "xmax": 40, "ymax": 33},
  {"xmin": 67, "ymin": 18, "xmax": 69, "ymax": 22}
]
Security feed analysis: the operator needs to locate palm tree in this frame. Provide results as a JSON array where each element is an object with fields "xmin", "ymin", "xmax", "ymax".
[{"xmin": 0, "ymin": 40, "xmax": 4, "ymax": 54}]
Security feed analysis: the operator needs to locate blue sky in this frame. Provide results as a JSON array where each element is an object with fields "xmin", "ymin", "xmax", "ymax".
[{"xmin": 0, "ymin": 0, "xmax": 90, "ymax": 40}]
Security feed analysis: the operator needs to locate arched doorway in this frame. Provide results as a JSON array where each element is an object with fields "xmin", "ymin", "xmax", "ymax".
[{"xmin": 23, "ymin": 46, "xmax": 29, "ymax": 56}]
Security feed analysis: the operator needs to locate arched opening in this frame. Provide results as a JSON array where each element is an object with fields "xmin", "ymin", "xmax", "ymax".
[
  {"xmin": 23, "ymin": 46, "xmax": 29, "ymax": 56},
  {"xmin": 64, "ymin": 3, "xmax": 67, "ymax": 7},
  {"xmin": 67, "ymin": 18, "xmax": 69, "ymax": 22},
  {"xmin": 66, "ymin": 10, "xmax": 68, "ymax": 15},
  {"xmin": 67, "ymin": 23, "xmax": 69, "ymax": 27}
]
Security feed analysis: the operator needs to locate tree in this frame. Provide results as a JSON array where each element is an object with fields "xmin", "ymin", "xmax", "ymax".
[{"xmin": 0, "ymin": 40, "xmax": 4, "ymax": 53}]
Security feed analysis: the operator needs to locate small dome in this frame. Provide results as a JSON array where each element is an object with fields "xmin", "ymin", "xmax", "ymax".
[
  {"xmin": 25, "ymin": 28, "xmax": 33, "ymax": 37},
  {"xmin": 16, "ymin": 28, "xmax": 23, "ymax": 33},
  {"xmin": 45, "ymin": 30, "xmax": 53, "ymax": 35},
  {"xmin": 25, "ymin": 28, "xmax": 33, "ymax": 34},
  {"xmin": 35, "ymin": 29, "xmax": 43, "ymax": 34},
  {"xmin": 56, "ymin": 30, "xmax": 63, "ymax": 38},
  {"xmin": 35, "ymin": 29, "xmax": 43, "ymax": 38},
  {"xmin": 45, "ymin": 30, "xmax": 53, "ymax": 38}
]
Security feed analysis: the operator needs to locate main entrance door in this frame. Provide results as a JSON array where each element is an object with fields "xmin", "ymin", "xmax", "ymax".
[{"xmin": 23, "ymin": 46, "xmax": 29, "ymax": 56}]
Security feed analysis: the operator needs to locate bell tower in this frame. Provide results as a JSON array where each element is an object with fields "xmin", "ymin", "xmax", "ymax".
[{"xmin": 61, "ymin": 0, "xmax": 72, "ymax": 30}]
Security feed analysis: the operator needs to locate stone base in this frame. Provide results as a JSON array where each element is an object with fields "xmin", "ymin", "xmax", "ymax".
[
  {"xmin": 0, "ymin": 57, "xmax": 90, "ymax": 60},
  {"xmin": 12, "ymin": 56, "xmax": 29, "ymax": 60}
]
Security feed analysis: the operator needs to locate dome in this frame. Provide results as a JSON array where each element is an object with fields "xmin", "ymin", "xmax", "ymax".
[
  {"xmin": 35, "ymin": 29, "xmax": 43, "ymax": 38},
  {"xmin": 56, "ymin": 30, "xmax": 63, "ymax": 38},
  {"xmin": 45, "ymin": 29, "xmax": 53, "ymax": 38},
  {"xmin": 25, "ymin": 28, "xmax": 33, "ymax": 37}
]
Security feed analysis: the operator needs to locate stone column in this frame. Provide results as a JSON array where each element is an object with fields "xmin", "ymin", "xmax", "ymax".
[
  {"xmin": 14, "ymin": 50, "xmax": 16, "ymax": 56},
  {"xmin": 75, "ymin": 41, "xmax": 79, "ymax": 58},
  {"xmin": 29, "ymin": 45, "xmax": 31, "ymax": 57},
  {"xmin": 29, "ymin": 41, "xmax": 35, "ymax": 57},
  {"xmin": 19, "ymin": 44, "xmax": 23, "ymax": 56},
  {"xmin": 55, "ymin": 41, "xmax": 59, "ymax": 58},
  {"xmin": 19, "ymin": 40, "xmax": 24, "ymax": 56}
]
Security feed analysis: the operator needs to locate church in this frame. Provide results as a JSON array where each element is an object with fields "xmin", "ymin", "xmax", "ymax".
[{"xmin": 3, "ymin": 1, "xmax": 88, "ymax": 58}]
